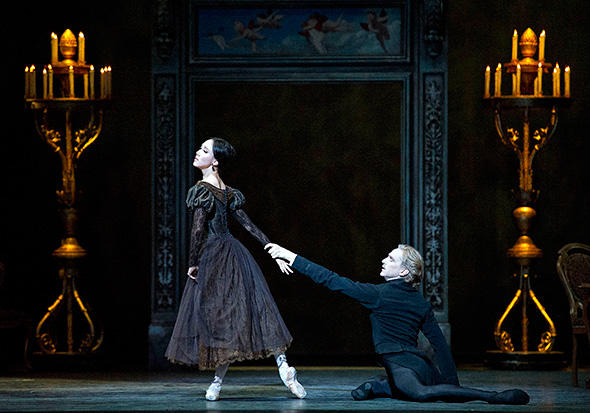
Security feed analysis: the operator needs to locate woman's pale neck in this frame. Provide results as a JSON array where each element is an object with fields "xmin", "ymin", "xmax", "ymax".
[{"xmin": 200, "ymin": 167, "xmax": 226, "ymax": 189}]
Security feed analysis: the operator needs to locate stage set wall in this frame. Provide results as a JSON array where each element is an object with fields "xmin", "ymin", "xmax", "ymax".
[
  {"xmin": 150, "ymin": 0, "xmax": 449, "ymax": 368},
  {"xmin": 1, "ymin": 0, "xmax": 589, "ymax": 370}
]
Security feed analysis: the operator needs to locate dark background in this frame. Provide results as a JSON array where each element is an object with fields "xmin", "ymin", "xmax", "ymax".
[
  {"xmin": 1, "ymin": 0, "xmax": 589, "ymax": 369},
  {"xmin": 193, "ymin": 82, "xmax": 402, "ymax": 360}
]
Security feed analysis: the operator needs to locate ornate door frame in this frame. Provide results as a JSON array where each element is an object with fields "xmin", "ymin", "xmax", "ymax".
[{"xmin": 150, "ymin": 0, "xmax": 447, "ymax": 368}]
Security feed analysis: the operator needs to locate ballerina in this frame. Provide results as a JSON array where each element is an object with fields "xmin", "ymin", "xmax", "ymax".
[{"xmin": 165, "ymin": 137, "xmax": 306, "ymax": 401}]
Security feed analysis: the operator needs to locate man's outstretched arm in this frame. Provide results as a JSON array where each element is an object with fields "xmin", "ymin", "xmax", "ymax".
[{"xmin": 265, "ymin": 243, "xmax": 380, "ymax": 308}]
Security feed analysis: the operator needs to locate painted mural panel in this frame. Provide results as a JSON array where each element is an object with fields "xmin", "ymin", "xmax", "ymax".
[{"xmin": 195, "ymin": 6, "xmax": 404, "ymax": 57}]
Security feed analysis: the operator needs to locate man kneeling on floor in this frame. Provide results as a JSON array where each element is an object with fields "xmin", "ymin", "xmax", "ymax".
[{"xmin": 265, "ymin": 242, "xmax": 529, "ymax": 405}]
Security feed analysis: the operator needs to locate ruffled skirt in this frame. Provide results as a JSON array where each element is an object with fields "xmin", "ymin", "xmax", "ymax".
[{"xmin": 165, "ymin": 235, "xmax": 292, "ymax": 369}]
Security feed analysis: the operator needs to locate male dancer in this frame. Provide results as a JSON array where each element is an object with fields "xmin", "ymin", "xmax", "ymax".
[{"xmin": 265, "ymin": 243, "xmax": 529, "ymax": 404}]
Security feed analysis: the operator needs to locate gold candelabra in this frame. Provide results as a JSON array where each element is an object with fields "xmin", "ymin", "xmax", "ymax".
[
  {"xmin": 484, "ymin": 28, "xmax": 571, "ymax": 362},
  {"xmin": 24, "ymin": 29, "xmax": 111, "ymax": 355}
]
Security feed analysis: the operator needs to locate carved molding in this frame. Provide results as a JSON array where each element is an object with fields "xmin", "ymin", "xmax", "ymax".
[
  {"xmin": 153, "ymin": 74, "xmax": 176, "ymax": 312},
  {"xmin": 154, "ymin": 0, "xmax": 175, "ymax": 61},
  {"xmin": 423, "ymin": 74, "xmax": 445, "ymax": 311},
  {"xmin": 423, "ymin": 0, "xmax": 444, "ymax": 58}
]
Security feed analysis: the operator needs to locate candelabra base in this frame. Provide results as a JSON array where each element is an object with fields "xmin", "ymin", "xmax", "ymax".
[
  {"xmin": 30, "ymin": 351, "xmax": 106, "ymax": 371},
  {"xmin": 484, "ymin": 350, "xmax": 566, "ymax": 370}
]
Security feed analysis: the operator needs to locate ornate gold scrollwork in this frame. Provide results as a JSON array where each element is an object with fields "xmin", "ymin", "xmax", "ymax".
[
  {"xmin": 494, "ymin": 289, "xmax": 521, "ymax": 352},
  {"xmin": 530, "ymin": 288, "xmax": 557, "ymax": 352},
  {"xmin": 38, "ymin": 333, "xmax": 56, "ymax": 354},
  {"xmin": 494, "ymin": 330, "xmax": 515, "ymax": 352},
  {"xmin": 538, "ymin": 331, "xmax": 556, "ymax": 352},
  {"xmin": 507, "ymin": 127, "xmax": 520, "ymax": 142},
  {"xmin": 30, "ymin": 105, "xmax": 104, "ymax": 355}
]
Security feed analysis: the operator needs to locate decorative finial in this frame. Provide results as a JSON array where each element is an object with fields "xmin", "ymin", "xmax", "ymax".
[
  {"xmin": 519, "ymin": 28, "xmax": 538, "ymax": 59},
  {"xmin": 59, "ymin": 29, "xmax": 78, "ymax": 61}
]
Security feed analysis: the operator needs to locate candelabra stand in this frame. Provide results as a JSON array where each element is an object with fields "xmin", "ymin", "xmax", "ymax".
[
  {"xmin": 483, "ymin": 28, "xmax": 571, "ymax": 368},
  {"xmin": 24, "ymin": 30, "xmax": 111, "ymax": 355}
]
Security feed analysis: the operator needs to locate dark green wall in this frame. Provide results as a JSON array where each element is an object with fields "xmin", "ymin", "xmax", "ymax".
[
  {"xmin": 2, "ymin": 1, "xmax": 589, "ymax": 368},
  {"xmin": 194, "ymin": 82, "xmax": 402, "ymax": 361}
]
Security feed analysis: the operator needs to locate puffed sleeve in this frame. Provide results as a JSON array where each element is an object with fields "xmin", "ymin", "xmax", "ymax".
[
  {"xmin": 186, "ymin": 183, "xmax": 213, "ymax": 268},
  {"xmin": 186, "ymin": 182, "xmax": 214, "ymax": 212},
  {"xmin": 228, "ymin": 188, "xmax": 246, "ymax": 211}
]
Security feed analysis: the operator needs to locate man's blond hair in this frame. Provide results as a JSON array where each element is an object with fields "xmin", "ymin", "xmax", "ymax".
[{"xmin": 398, "ymin": 244, "xmax": 423, "ymax": 288}]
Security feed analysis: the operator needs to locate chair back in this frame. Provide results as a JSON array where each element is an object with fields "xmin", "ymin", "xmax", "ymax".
[{"xmin": 557, "ymin": 243, "xmax": 590, "ymax": 327}]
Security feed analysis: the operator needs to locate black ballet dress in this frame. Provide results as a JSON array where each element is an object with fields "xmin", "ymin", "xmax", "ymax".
[{"xmin": 165, "ymin": 181, "xmax": 292, "ymax": 369}]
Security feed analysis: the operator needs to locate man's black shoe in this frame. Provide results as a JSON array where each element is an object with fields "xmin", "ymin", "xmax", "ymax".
[{"xmin": 351, "ymin": 382, "xmax": 374, "ymax": 400}]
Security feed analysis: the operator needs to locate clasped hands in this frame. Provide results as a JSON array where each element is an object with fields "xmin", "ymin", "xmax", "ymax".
[
  {"xmin": 265, "ymin": 243, "xmax": 297, "ymax": 275},
  {"xmin": 188, "ymin": 243, "xmax": 297, "ymax": 279}
]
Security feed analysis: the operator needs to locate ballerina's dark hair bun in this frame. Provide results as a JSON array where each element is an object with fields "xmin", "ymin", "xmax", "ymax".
[{"xmin": 211, "ymin": 137, "xmax": 236, "ymax": 167}]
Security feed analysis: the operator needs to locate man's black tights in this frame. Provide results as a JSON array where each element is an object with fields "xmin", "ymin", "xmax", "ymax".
[
  {"xmin": 361, "ymin": 367, "xmax": 529, "ymax": 404},
  {"xmin": 386, "ymin": 367, "xmax": 497, "ymax": 403}
]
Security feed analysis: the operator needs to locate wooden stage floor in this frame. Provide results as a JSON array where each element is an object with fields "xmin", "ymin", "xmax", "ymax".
[{"xmin": 1, "ymin": 366, "xmax": 589, "ymax": 412}]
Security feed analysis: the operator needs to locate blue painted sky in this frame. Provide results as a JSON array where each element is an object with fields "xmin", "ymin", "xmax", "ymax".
[{"xmin": 197, "ymin": 7, "xmax": 402, "ymax": 56}]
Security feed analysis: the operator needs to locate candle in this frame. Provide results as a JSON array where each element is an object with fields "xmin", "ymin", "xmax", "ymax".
[
  {"xmin": 24, "ymin": 66, "xmax": 30, "ymax": 98},
  {"xmin": 512, "ymin": 30, "xmax": 518, "ymax": 61},
  {"xmin": 534, "ymin": 77, "xmax": 538, "ymax": 96},
  {"xmin": 556, "ymin": 63, "xmax": 560, "ymax": 97},
  {"xmin": 564, "ymin": 66, "xmax": 570, "ymax": 97},
  {"xmin": 552, "ymin": 67, "xmax": 558, "ymax": 96},
  {"xmin": 484, "ymin": 66, "xmax": 490, "ymax": 98},
  {"xmin": 43, "ymin": 68, "xmax": 48, "ymax": 99},
  {"xmin": 30, "ymin": 65, "xmax": 36, "ymax": 98},
  {"xmin": 83, "ymin": 73, "xmax": 89, "ymax": 98},
  {"xmin": 107, "ymin": 66, "xmax": 112, "ymax": 98},
  {"xmin": 69, "ymin": 66, "xmax": 75, "ymax": 98},
  {"xmin": 516, "ymin": 64, "xmax": 521, "ymax": 96},
  {"xmin": 78, "ymin": 32, "xmax": 85, "ymax": 63},
  {"xmin": 48, "ymin": 65, "xmax": 53, "ymax": 98},
  {"xmin": 537, "ymin": 62, "xmax": 543, "ymax": 96},
  {"xmin": 539, "ymin": 30, "xmax": 546, "ymax": 61},
  {"xmin": 90, "ymin": 65, "xmax": 95, "ymax": 99},
  {"xmin": 495, "ymin": 63, "xmax": 502, "ymax": 96},
  {"xmin": 51, "ymin": 32, "xmax": 58, "ymax": 64},
  {"xmin": 100, "ymin": 67, "xmax": 105, "ymax": 98},
  {"xmin": 24, "ymin": 67, "xmax": 30, "ymax": 98}
]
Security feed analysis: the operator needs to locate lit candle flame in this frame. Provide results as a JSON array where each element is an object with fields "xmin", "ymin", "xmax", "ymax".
[
  {"xmin": 564, "ymin": 66, "xmax": 570, "ymax": 97},
  {"xmin": 539, "ymin": 30, "xmax": 546, "ymax": 61}
]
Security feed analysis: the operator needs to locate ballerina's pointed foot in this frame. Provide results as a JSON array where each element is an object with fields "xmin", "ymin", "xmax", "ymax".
[
  {"xmin": 279, "ymin": 365, "xmax": 307, "ymax": 399},
  {"xmin": 205, "ymin": 377, "xmax": 222, "ymax": 401},
  {"xmin": 489, "ymin": 389, "xmax": 530, "ymax": 405}
]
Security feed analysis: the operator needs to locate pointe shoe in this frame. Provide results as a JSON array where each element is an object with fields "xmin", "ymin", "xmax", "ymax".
[
  {"xmin": 205, "ymin": 377, "xmax": 222, "ymax": 401},
  {"xmin": 279, "ymin": 364, "xmax": 307, "ymax": 399},
  {"xmin": 489, "ymin": 389, "xmax": 530, "ymax": 405}
]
